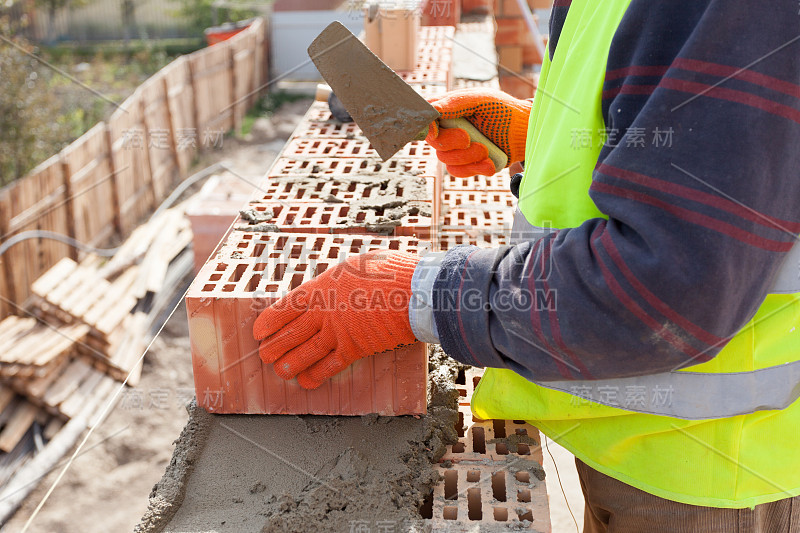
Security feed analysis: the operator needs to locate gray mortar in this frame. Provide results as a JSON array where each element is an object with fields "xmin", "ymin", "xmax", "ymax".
[
  {"xmin": 136, "ymin": 354, "xmax": 459, "ymax": 533},
  {"xmin": 240, "ymin": 208, "xmax": 274, "ymax": 224},
  {"xmin": 135, "ymin": 399, "xmax": 215, "ymax": 533},
  {"xmin": 236, "ymin": 174, "xmax": 432, "ymax": 234}
]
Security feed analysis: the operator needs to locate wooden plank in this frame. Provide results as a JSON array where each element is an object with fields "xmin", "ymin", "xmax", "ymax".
[
  {"xmin": 0, "ymin": 387, "xmax": 16, "ymax": 414},
  {"xmin": 0, "ymin": 317, "xmax": 37, "ymax": 358},
  {"xmin": 84, "ymin": 265, "xmax": 139, "ymax": 325},
  {"xmin": 0, "ymin": 402, "xmax": 39, "ymax": 453},
  {"xmin": 30, "ymin": 258, "xmax": 78, "ymax": 298},
  {"xmin": 31, "ymin": 324, "xmax": 89, "ymax": 366},
  {"xmin": 42, "ymin": 360, "xmax": 92, "ymax": 408},
  {"xmin": 42, "ymin": 417, "xmax": 64, "ymax": 440},
  {"xmin": 1, "ymin": 326, "xmax": 54, "ymax": 366},
  {"xmin": 58, "ymin": 369, "xmax": 104, "ymax": 419},
  {"xmin": 63, "ymin": 276, "xmax": 111, "ymax": 319},
  {"xmin": 24, "ymin": 357, "xmax": 71, "ymax": 399},
  {"xmin": 46, "ymin": 263, "xmax": 94, "ymax": 309}
]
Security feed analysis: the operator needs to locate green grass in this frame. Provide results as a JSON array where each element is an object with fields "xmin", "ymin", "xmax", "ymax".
[{"xmin": 240, "ymin": 91, "xmax": 311, "ymax": 136}]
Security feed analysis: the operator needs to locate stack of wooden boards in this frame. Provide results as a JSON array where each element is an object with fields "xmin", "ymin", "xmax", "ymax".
[{"xmin": 0, "ymin": 206, "xmax": 193, "ymax": 455}]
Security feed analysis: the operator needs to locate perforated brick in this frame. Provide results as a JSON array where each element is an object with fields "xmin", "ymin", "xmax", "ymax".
[
  {"xmin": 186, "ymin": 232, "xmax": 432, "ymax": 415},
  {"xmin": 399, "ymin": 66, "xmax": 452, "ymax": 88},
  {"xmin": 441, "ymin": 205, "xmax": 515, "ymax": 234},
  {"xmin": 284, "ymin": 138, "xmax": 435, "ymax": 160},
  {"xmin": 420, "ymin": 24, "xmax": 456, "ymax": 44},
  {"xmin": 269, "ymin": 156, "xmax": 441, "ymax": 181},
  {"xmin": 422, "ymin": 368, "xmax": 550, "ymax": 531},
  {"xmin": 439, "ymin": 231, "xmax": 511, "ymax": 250},
  {"xmin": 237, "ymin": 202, "xmax": 433, "ymax": 240},
  {"xmin": 250, "ymin": 175, "xmax": 435, "ymax": 205},
  {"xmin": 443, "ymin": 172, "xmax": 512, "ymax": 191},
  {"xmin": 442, "ymin": 190, "xmax": 517, "ymax": 209}
]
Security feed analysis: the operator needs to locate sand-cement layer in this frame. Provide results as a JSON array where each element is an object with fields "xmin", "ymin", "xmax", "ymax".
[{"xmin": 136, "ymin": 348, "xmax": 461, "ymax": 533}]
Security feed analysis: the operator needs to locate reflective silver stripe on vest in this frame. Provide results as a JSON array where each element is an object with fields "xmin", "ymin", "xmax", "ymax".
[{"xmin": 510, "ymin": 209, "xmax": 800, "ymax": 419}]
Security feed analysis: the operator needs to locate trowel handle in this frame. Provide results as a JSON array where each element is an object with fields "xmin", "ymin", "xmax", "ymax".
[{"xmin": 438, "ymin": 118, "xmax": 509, "ymax": 174}]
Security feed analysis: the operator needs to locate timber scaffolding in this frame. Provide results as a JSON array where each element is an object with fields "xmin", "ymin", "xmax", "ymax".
[
  {"xmin": 182, "ymin": 10, "xmax": 550, "ymax": 531},
  {"xmin": 0, "ymin": 17, "xmax": 269, "ymax": 522}
]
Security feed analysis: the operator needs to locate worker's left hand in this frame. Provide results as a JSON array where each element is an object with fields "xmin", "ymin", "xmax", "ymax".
[{"xmin": 253, "ymin": 250, "xmax": 419, "ymax": 389}]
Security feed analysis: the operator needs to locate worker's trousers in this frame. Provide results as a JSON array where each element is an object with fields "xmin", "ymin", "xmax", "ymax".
[{"xmin": 577, "ymin": 459, "xmax": 800, "ymax": 533}]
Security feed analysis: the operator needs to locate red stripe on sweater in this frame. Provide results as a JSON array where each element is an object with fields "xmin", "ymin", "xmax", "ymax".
[
  {"xmin": 591, "ymin": 181, "xmax": 795, "ymax": 252},
  {"xmin": 590, "ymin": 224, "xmax": 713, "ymax": 363},
  {"xmin": 605, "ymin": 65, "xmax": 670, "ymax": 82},
  {"xmin": 673, "ymin": 58, "xmax": 800, "ymax": 101},
  {"xmin": 597, "ymin": 163, "xmax": 800, "ymax": 234},
  {"xmin": 540, "ymin": 234, "xmax": 594, "ymax": 378},
  {"xmin": 456, "ymin": 254, "xmax": 485, "ymax": 366},
  {"xmin": 527, "ymin": 238, "xmax": 575, "ymax": 380},
  {"xmin": 600, "ymin": 229, "xmax": 727, "ymax": 347},
  {"xmin": 660, "ymin": 77, "xmax": 800, "ymax": 125}
]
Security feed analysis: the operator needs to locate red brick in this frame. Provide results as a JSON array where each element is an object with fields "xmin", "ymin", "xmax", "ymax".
[
  {"xmin": 252, "ymin": 176, "xmax": 436, "ymax": 205},
  {"xmin": 364, "ymin": 6, "xmax": 420, "ymax": 72},
  {"xmin": 499, "ymin": 71, "xmax": 538, "ymax": 99},
  {"xmin": 186, "ymin": 232, "xmax": 431, "ymax": 415},
  {"xmin": 420, "ymin": 0, "xmax": 461, "ymax": 27},
  {"xmin": 462, "ymin": 0, "xmax": 492, "ymax": 15},
  {"xmin": 269, "ymin": 155, "xmax": 441, "ymax": 181},
  {"xmin": 237, "ymin": 202, "xmax": 434, "ymax": 240},
  {"xmin": 497, "ymin": 45, "xmax": 524, "ymax": 74},
  {"xmin": 442, "ymin": 190, "xmax": 517, "ymax": 209},
  {"xmin": 428, "ymin": 367, "xmax": 550, "ymax": 528},
  {"xmin": 441, "ymin": 205, "xmax": 515, "ymax": 234},
  {"xmin": 522, "ymin": 33, "xmax": 548, "ymax": 65},
  {"xmin": 442, "ymin": 172, "xmax": 511, "ymax": 191},
  {"xmin": 284, "ymin": 138, "xmax": 435, "ymax": 160},
  {"xmin": 495, "ymin": 18, "xmax": 525, "ymax": 46},
  {"xmin": 186, "ymin": 213, "xmax": 235, "ymax": 274},
  {"xmin": 439, "ymin": 231, "xmax": 511, "ymax": 250}
]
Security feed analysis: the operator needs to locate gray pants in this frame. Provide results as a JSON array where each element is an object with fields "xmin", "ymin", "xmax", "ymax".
[{"xmin": 577, "ymin": 458, "xmax": 800, "ymax": 533}]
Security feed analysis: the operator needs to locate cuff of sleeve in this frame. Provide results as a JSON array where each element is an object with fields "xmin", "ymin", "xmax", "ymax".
[{"xmin": 409, "ymin": 251, "xmax": 446, "ymax": 344}]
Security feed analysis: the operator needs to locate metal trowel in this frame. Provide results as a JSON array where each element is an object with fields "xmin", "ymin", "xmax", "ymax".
[{"xmin": 308, "ymin": 21, "xmax": 508, "ymax": 172}]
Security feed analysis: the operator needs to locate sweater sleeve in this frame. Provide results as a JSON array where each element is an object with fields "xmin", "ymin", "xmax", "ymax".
[{"xmin": 432, "ymin": 0, "xmax": 800, "ymax": 381}]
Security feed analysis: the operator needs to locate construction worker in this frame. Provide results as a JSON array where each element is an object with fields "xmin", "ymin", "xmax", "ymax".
[{"xmin": 255, "ymin": 0, "xmax": 800, "ymax": 530}]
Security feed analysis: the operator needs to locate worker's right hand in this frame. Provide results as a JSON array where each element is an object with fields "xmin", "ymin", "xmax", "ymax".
[{"xmin": 426, "ymin": 88, "xmax": 532, "ymax": 177}]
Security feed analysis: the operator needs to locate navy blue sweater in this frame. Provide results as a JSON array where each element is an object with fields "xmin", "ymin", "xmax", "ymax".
[{"xmin": 433, "ymin": 0, "xmax": 800, "ymax": 381}]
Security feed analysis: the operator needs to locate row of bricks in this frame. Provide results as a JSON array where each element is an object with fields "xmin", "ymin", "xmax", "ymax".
[
  {"xmin": 233, "ymin": 199, "xmax": 515, "ymax": 238},
  {"xmin": 187, "ymin": 24, "xmax": 458, "ymax": 415}
]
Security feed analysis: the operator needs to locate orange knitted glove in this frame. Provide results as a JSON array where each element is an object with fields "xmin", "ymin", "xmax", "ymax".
[
  {"xmin": 426, "ymin": 88, "xmax": 532, "ymax": 177},
  {"xmin": 253, "ymin": 250, "xmax": 419, "ymax": 390}
]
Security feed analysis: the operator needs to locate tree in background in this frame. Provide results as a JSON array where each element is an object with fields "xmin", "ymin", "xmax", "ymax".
[
  {"xmin": 177, "ymin": 0, "xmax": 259, "ymax": 37},
  {"xmin": 121, "ymin": 0, "xmax": 137, "ymax": 43},
  {"xmin": 0, "ymin": 35, "xmax": 66, "ymax": 184}
]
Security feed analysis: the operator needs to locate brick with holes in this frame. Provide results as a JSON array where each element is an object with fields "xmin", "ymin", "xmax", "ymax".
[
  {"xmin": 250, "ymin": 175, "xmax": 436, "ymax": 205},
  {"xmin": 442, "ymin": 190, "xmax": 517, "ymax": 210},
  {"xmin": 442, "ymin": 171, "xmax": 512, "ymax": 192},
  {"xmin": 439, "ymin": 231, "xmax": 511, "ymax": 251},
  {"xmin": 422, "ymin": 367, "xmax": 550, "ymax": 530},
  {"xmin": 269, "ymin": 156, "xmax": 441, "ymax": 182},
  {"xmin": 186, "ymin": 232, "xmax": 432, "ymax": 415},
  {"xmin": 236, "ymin": 202, "xmax": 434, "ymax": 240},
  {"xmin": 441, "ymin": 205, "xmax": 515, "ymax": 235},
  {"xmin": 284, "ymin": 138, "xmax": 436, "ymax": 160}
]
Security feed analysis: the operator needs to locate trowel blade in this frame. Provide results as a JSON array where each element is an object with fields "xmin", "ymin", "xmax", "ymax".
[{"xmin": 308, "ymin": 21, "xmax": 441, "ymax": 161}]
